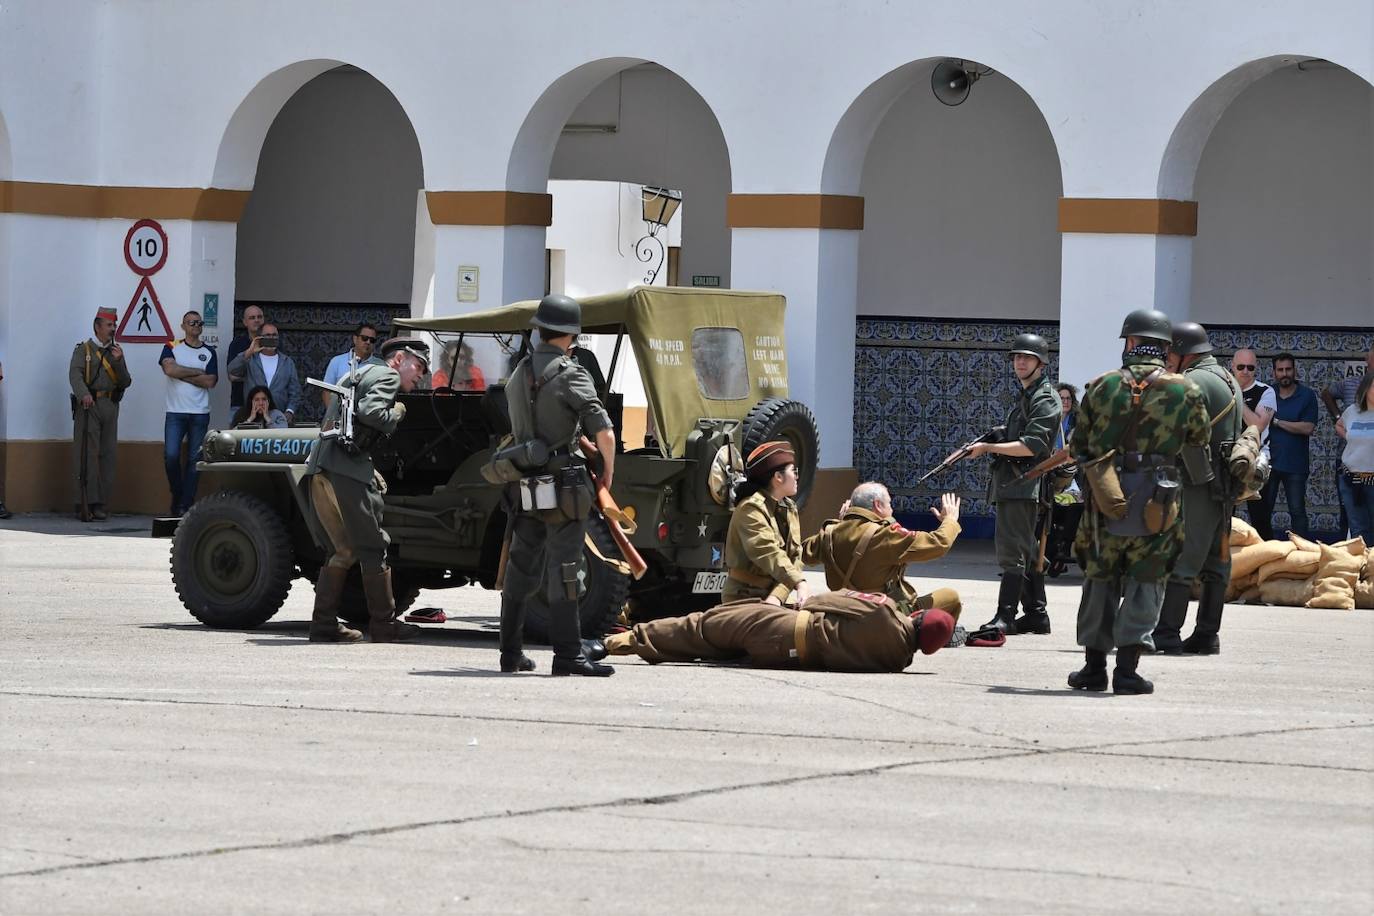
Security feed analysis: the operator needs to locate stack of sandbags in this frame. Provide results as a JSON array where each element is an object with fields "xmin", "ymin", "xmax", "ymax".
[
  {"xmin": 1226, "ymin": 531, "xmax": 1370, "ymax": 610},
  {"xmin": 1306, "ymin": 538, "xmax": 1368, "ymax": 611},
  {"xmin": 1227, "ymin": 537, "xmax": 1292, "ymax": 602},
  {"xmin": 1256, "ymin": 534, "xmax": 1321, "ymax": 605},
  {"xmin": 1358, "ymin": 547, "xmax": 1374, "ymax": 609}
]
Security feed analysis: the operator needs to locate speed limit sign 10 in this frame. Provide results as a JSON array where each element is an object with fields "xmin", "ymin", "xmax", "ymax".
[{"xmin": 124, "ymin": 219, "xmax": 169, "ymax": 276}]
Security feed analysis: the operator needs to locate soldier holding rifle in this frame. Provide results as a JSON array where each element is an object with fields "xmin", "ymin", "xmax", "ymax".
[
  {"xmin": 497, "ymin": 294, "xmax": 616, "ymax": 677},
  {"xmin": 69, "ymin": 306, "xmax": 132, "ymax": 521},
  {"xmin": 937, "ymin": 334, "xmax": 1061, "ymax": 635}
]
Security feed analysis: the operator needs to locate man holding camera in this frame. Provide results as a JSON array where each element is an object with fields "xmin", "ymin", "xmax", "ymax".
[
  {"xmin": 227, "ymin": 322, "xmax": 304, "ymax": 424},
  {"xmin": 69, "ymin": 306, "xmax": 132, "ymax": 520},
  {"xmin": 305, "ymin": 336, "xmax": 429, "ymax": 643},
  {"xmin": 498, "ymin": 294, "xmax": 617, "ymax": 677}
]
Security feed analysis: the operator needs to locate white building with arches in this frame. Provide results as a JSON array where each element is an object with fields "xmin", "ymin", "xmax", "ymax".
[{"xmin": 0, "ymin": 0, "xmax": 1369, "ymax": 521}]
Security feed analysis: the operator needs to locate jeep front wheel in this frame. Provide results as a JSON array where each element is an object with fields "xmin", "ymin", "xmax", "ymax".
[
  {"xmin": 170, "ymin": 490, "xmax": 295, "ymax": 629},
  {"xmin": 523, "ymin": 515, "xmax": 631, "ymax": 644}
]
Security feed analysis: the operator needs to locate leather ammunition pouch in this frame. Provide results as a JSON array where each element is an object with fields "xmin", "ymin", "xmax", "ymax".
[
  {"xmin": 482, "ymin": 435, "xmax": 552, "ymax": 485},
  {"xmin": 1105, "ymin": 460, "xmax": 1181, "ymax": 536},
  {"xmin": 1180, "ymin": 444, "xmax": 1214, "ymax": 486},
  {"xmin": 1084, "ymin": 452, "xmax": 1128, "ymax": 520}
]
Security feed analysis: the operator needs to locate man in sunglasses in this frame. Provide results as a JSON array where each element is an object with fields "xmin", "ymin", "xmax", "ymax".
[
  {"xmin": 322, "ymin": 322, "xmax": 380, "ymax": 409},
  {"xmin": 1230, "ymin": 348, "xmax": 1275, "ymax": 449},
  {"xmin": 159, "ymin": 310, "xmax": 218, "ymax": 516}
]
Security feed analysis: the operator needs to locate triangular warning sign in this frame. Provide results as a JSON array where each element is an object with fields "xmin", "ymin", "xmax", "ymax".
[{"xmin": 116, "ymin": 275, "xmax": 174, "ymax": 343}]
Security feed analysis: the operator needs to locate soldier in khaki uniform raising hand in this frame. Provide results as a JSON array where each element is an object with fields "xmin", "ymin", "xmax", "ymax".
[{"xmin": 723, "ymin": 441, "xmax": 810, "ymax": 606}]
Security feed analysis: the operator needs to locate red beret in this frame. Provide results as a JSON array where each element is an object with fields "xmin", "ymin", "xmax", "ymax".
[
  {"xmin": 746, "ymin": 440, "xmax": 795, "ymax": 482},
  {"xmin": 911, "ymin": 608, "xmax": 955, "ymax": 655},
  {"xmin": 95, "ymin": 307, "xmax": 118, "ymax": 322}
]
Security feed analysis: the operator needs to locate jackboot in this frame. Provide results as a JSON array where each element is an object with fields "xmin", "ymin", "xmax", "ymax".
[
  {"xmin": 365, "ymin": 568, "xmax": 419, "ymax": 643},
  {"xmin": 548, "ymin": 598, "xmax": 613, "ymax": 677},
  {"xmin": 498, "ymin": 591, "xmax": 533, "ymax": 672},
  {"xmin": 1067, "ymin": 648, "xmax": 1108, "ymax": 691},
  {"xmin": 1112, "ymin": 645, "xmax": 1155, "ymax": 695},
  {"xmin": 977, "ymin": 574, "xmax": 1023, "ymax": 634},
  {"xmin": 1012, "ymin": 571, "xmax": 1051, "ymax": 634},
  {"xmin": 309, "ymin": 566, "xmax": 363, "ymax": 642},
  {"xmin": 1151, "ymin": 580, "xmax": 1192, "ymax": 655},
  {"xmin": 1181, "ymin": 580, "xmax": 1225, "ymax": 655}
]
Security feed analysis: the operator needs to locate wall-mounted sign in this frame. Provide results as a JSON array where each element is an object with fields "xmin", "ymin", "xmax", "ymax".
[
  {"xmin": 202, "ymin": 293, "xmax": 219, "ymax": 327},
  {"xmin": 116, "ymin": 219, "xmax": 173, "ymax": 342},
  {"xmin": 691, "ymin": 275, "xmax": 721, "ymax": 288},
  {"xmin": 458, "ymin": 266, "xmax": 479, "ymax": 302}
]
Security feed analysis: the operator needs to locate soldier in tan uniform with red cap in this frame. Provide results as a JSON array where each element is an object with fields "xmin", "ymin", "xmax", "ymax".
[
  {"xmin": 68, "ymin": 306, "xmax": 132, "ymax": 520},
  {"xmin": 722, "ymin": 440, "xmax": 810, "ymax": 605},
  {"xmin": 601, "ymin": 589, "xmax": 955, "ymax": 672}
]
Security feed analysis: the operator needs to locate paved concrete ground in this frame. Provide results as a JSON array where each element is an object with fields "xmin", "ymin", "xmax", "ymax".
[{"xmin": 1, "ymin": 514, "xmax": 1371, "ymax": 915}]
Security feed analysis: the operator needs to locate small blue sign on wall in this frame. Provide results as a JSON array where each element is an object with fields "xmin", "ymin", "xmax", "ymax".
[{"xmin": 202, "ymin": 293, "xmax": 219, "ymax": 327}]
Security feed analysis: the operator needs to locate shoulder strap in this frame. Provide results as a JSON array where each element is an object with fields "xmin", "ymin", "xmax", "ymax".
[
  {"xmin": 1117, "ymin": 366, "xmax": 1163, "ymax": 452},
  {"xmin": 83, "ymin": 342, "xmax": 94, "ymax": 387},
  {"xmin": 822, "ymin": 521, "xmax": 880, "ymax": 590}
]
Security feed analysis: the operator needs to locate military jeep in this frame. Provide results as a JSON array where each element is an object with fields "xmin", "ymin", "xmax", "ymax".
[{"xmin": 168, "ymin": 286, "xmax": 819, "ymax": 640}]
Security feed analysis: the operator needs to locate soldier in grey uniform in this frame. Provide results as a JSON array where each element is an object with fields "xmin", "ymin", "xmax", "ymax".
[
  {"xmin": 1151, "ymin": 321, "xmax": 1245, "ymax": 656},
  {"xmin": 957, "ymin": 333, "xmax": 1061, "ymax": 635},
  {"xmin": 499, "ymin": 294, "xmax": 617, "ymax": 676},
  {"xmin": 305, "ymin": 336, "xmax": 429, "ymax": 643}
]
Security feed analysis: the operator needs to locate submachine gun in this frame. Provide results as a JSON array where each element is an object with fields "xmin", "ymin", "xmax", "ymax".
[
  {"xmin": 917, "ymin": 426, "xmax": 1006, "ymax": 484},
  {"xmin": 307, "ymin": 354, "xmax": 360, "ymax": 453}
]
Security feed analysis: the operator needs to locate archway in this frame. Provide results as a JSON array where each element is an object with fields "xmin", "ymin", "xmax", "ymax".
[{"xmin": 825, "ymin": 58, "xmax": 1063, "ymax": 532}]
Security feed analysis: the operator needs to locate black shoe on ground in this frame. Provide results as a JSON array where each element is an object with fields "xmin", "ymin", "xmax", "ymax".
[
  {"xmin": 500, "ymin": 652, "xmax": 536, "ymax": 673},
  {"xmin": 551, "ymin": 657, "xmax": 614, "ymax": 677},
  {"xmin": 1151, "ymin": 633, "xmax": 1185, "ymax": 655},
  {"xmin": 581, "ymin": 638, "xmax": 608, "ymax": 662},
  {"xmin": 1180, "ymin": 632, "xmax": 1220, "ymax": 655},
  {"xmin": 1011, "ymin": 611, "xmax": 1051, "ymax": 635},
  {"xmin": 0, "ymin": 503, "xmax": 10, "ymax": 519},
  {"xmin": 1068, "ymin": 648, "xmax": 1108, "ymax": 691},
  {"xmin": 1112, "ymin": 645, "xmax": 1155, "ymax": 695}
]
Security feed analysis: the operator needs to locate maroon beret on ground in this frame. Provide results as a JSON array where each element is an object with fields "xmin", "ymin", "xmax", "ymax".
[
  {"xmin": 911, "ymin": 608, "xmax": 955, "ymax": 655},
  {"xmin": 745, "ymin": 440, "xmax": 795, "ymax": 481}
]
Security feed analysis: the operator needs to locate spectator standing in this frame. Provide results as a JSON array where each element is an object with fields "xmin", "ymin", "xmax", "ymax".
[
  {"xmin": 160, "ymin": 311, "xmax": 217, "ymax": 516},
  {"xmin": 225, "ymin": 304, "xmax": 265, "ymax": 421},
  {"xmin": 227, "ymin": 322, "xmax": 303, "ymax": 423},
  {"xmin": 1322, "ymin": 347, "xmax": 1372, "ymax": 538},
  {"xmin": 0, "ymin": 356, "xmax": 9, "ymax": 518},
  {"xmin": 1335, "ymin": 373, "xmax": 1374, "ymax": 541},
  {"xmin": 1231, "ymin": 348, "xmax": 1276, "ymax": 449},
  {"xmin": 1252, "ymin": 353, "xmax": 1319, "ymax": 539},
  {"xmin": 68, "ymin": 306, "xmax": 133, "ymax": 521},
  {"xmin": 322, "ymin": 322, "xmax": 379, "ymax": 407}
]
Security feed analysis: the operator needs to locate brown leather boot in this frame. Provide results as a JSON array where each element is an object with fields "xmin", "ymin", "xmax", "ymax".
[
  {"xmin": 365, "ymin": 568, "xmax": 419, "ymax": 643},
  {"xmin": 309, "ymin": 566, "xmax": 362, "ymax": 643}
]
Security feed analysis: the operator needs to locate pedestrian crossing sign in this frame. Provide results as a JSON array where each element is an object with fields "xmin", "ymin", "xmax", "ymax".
[{"xmin": 116, "ymin": 275, "xmax": 174, "ymax": 343}]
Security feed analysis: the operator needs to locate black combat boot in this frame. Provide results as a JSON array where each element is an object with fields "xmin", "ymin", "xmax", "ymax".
[
  {"xmin": 1067, "ymin": 648, "xmax": 1108, "ymax": 691},
  {"xmin": 365, "ymin": 569, "xmax": 419, "ymax": 643},
  {"xmin": 1112, "ymin": 645, "xmax": 1155, "ymax": 695},
  {"xmin": 498, "ymin": 592, "xmax": 535, "ymax": 672},
  {"xmin": 1151, "ymin": 580, "xmax": 1192, "ymax": 655},
  {"xmin": 581, "ymin": 638, "xmax": 609, "ymax": 662},
  {"xmin": 1013, "ymin": 572, "xmax": 1052, "ymax": 634},
  {"xmin": 308, "ymin": 565, "xmax": 363, "ymax": 643},
  {"xmin": 978, "ymin": 574, "xmax": 1023, "ymax": 635},
  {"xmin": 548, "ymin": 599, "xmax": 613, "ymax": 677},
  {"xmin": 1181, "ymin": 580, "xmax": 1225, "ymax": 655}
]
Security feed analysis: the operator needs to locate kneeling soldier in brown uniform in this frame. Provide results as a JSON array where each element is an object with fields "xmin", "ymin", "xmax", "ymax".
[
  {"xmin": 602, "ymin": 590, "xmax": 956, "ymax": 672},
  {"xmin": 722, "ymin": 441, "xmax": 810, "ymax": 606},
  {"xmin": 802, "ymin": 482, "xmax": 964, "ymax": 621}
]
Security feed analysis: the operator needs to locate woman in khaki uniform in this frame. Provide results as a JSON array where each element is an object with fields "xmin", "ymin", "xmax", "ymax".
[{"xmin": 723, "ymin": 441, "xmax": 811, "ymax": 606}]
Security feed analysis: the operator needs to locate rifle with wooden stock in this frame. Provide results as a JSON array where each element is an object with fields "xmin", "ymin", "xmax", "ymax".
[
  {"xmin": 1014, "ymin": 445, "xmax": 1074, "ymax": 484},
  {"xmin": 578, "ymin": 434, "xmax": 648, "ymax": 580},
  {"xmin": 917, "ymin": 425, "xmax": 1006, "ymax": 485}
]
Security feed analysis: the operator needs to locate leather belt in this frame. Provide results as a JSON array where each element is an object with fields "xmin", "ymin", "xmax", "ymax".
[
  {"xmin": 792, "ymin": 609, "xmax": 813, "ymax": 666},
  {"xmin": 728, "ymin": 568, "xmax": 772, "ymax": 588},
  {"xmin": 92, "ymin": 390, "xmax": 115, "ymax": 399},
  {"xmin": 1118, "ymin": 452, "xmax": 1173, "ymax": 471}
]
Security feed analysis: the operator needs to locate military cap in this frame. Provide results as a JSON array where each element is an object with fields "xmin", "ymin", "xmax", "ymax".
[
  {"xmin": 380, "ymin": 336, "xmax": 430, "ymax": 371},
  {"xmin": 95, "ymin": 307, "xmax": 118, "ymax": 322},
  {"xmin": 911, "ymin": 607, "xmax": 956, "ymax": 655},
  {"xmin": 1008, "ymin": 333, "xmax": 1049, "ymax": 363},
  {"xmin": 1171, "ymin": 321, "xmax": 1213, "ymax": 356},
  {"xmin": 530, "ymin": 293, "xmax": 581, "ymax": 336},
  {"xmin": 745, "ymin": 440, "xmax": 795, "ymax": 482},
  {"xmin": 1119, "ymin": 308, "xmax": 1173, "ymax": 343}
]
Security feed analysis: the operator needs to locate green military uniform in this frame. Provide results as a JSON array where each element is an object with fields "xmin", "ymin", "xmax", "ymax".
[
  {"xmin": 1071, "ymin": 353, "xmax": 1209, "ymax": 660},
  {"xmin": 723, "ymin": 491, "xmax": 804, "ymax": 603},
  {"xmin": 991, "ymin": 371, "xmax": 1061, "ymax": 573},
  {"xmin": 500, "ymin": 340, "xmax": 613, "ymax": 667},
  {"xmin": 68, "ymin": 338, "xmax": 132, "ymax": 513},
  {"xmin": 605, "ymin": 590, "xmax": 929, "ymax": 672},
  {"xmin": 801, "ymin": 507, "xmax": 963, "ymax": 620}
]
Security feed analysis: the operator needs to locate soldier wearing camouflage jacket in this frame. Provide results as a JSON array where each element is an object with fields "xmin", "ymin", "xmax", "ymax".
[{"xmin": 1068, "ymin": 309, "xmax": 1209, "ymax": 696}]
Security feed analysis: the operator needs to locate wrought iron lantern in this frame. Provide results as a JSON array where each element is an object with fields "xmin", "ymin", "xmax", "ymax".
[{"xmin": 635, "ymin": 186, "xmax": 682, "ymax": 284}]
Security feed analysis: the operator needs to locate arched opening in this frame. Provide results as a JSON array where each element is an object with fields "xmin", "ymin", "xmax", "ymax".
[
  {"xmin": 827, "ymin": 59, "xmax": 1063, "ymax": 533},
  {"xmin": 216, "ymin": 62, "xmax": 426, "ymax": 421},
  {"xmin": 508, "ymin": 59, "xmax": 733, "ymax": 446},
  {"xmin": 1169, "ymin": 57, "xmax": 1373, "ymax": 539}
]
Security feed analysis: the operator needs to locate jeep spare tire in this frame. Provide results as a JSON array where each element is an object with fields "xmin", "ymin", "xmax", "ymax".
[
  {"xmin": 741, "ymin": 397, "xmax": 820, "ymax": 505},
  {"xmin": 171, "ymin": 490, "xmax": 295, "ymax": 629},
  {"xmin": 523, "ymin": 515, "xmax": 631, "ymax": 644}
]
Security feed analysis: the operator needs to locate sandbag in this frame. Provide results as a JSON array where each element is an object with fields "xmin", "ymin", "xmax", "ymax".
[
  {"xmin": 1356, "ymin": 579, "xmax": 1374, "ymax": 610},
  {"xmin": 1258, "ymin": 578, "xmax": 1315, "ymax": 608},
  {"xmin": 1317, "ymin": 540, "xmax": 1366, "ymax": 587},
  {"xmin": 1306, "ymin": 576, "xmax": 1355, "ymax": 611},
  {"xmin": 1288, "ymin": 532, "xmax": 1320, "ymax": 553},
  {"xmin": 1255, "ymin": 549, "xmax": 1321, "ymax": 584},
  {"xmin": 1225, "ymin": 572, "xmax": 1257, "ymax": 602},
  {"xmin": 1230, "ymin": 540, "xmax": 1295, "ymax": 580},
  {"xmin": 1229, "ymin": 517, "xmax": 1261, "ymax": 548},
  {"xmin": 1240, "ymin": 583, "xmax": 1263, "ymax": 603}
]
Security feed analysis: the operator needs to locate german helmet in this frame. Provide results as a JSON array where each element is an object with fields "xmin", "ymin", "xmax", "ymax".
[
  {"xmin": 1119, "ymin": 309, "xmax": 1172, "ymax": 343},
  {"xmin": 1008, "ymin": 333, "xmax": 1049, "ymax": 363},
  {"xmin": 1171, "ymin": 321, "xmax": 1213, "ymax": 356},
  {"xmin": 530, "ymin": 293, "xmax": 582, "ymax": 336}
]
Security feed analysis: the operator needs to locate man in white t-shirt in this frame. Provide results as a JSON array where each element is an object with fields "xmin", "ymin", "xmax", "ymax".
[
  {"xmin": 1231, "ymin": 348, "xmax": 1276, "ymax": 448},
  {"xmin": 160, "ymin": 311, "xmax": 218, "ymax": 516},
  {"xmin": 227, "ymin": 322, "xmax": 303, "ymax": 423}
]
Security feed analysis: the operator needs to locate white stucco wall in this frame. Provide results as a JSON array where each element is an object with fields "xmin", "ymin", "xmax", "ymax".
[
  {"xmin": 1190, "ymin": 65, "xmax": 1374, "ymax": 327},
  {"xmin": 856, "ymin": 66, "xmax": 1062, "ymax": 319}
]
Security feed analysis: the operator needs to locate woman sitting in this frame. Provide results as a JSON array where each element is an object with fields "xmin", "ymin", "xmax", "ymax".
[
  {"xmin": 723, "ymin": 441, "xmax": 811, "ymax": 607},
  {"xmin": 232, "ymin": 385, "xmax": 289, "ymax": 429}
]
